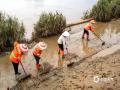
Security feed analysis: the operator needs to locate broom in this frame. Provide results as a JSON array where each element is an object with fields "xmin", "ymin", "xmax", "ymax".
[
  {"xmin": 18, "ymin": 61, "xmax": 31, "ymax": 81},
  {"xmin": 93, "ymin": 31, "xmax": 105, "ymax": 46}
]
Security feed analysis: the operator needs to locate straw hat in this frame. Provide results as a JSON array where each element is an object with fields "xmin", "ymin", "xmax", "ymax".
[
  {"xmin": 90, "ymin": 20, "xmax": 95, "ymax": 24},
  {"xmin": 62, "ymin": 31, "xmax": 70, "ymax": 37},
  {"xmin": 19, "ymin": 44, "xmax": 29, "ymax": 53},
  {"xmin": 38, "ymin": 42, "xmax": 47, "ymax": 50}
]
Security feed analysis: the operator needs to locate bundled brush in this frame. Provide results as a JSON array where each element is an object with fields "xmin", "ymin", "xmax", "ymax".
[{"xmin": 64, "ymin": 53, "xmax": 79, "ymax": 67}]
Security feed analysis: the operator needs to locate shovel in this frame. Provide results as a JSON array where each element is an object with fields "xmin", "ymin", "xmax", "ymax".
[{"xmin": 93, "ymin": 31, "xmax": 105, "ymax": 46}]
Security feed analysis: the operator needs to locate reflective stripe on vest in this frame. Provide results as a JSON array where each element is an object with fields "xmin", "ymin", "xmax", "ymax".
[
  {"xmin": 10, "ymin": 49, "xmax": 22, "ymax": 63},
  {"xmin": 11, "ymin": 52, "xmax": 17, "ymax": 59}
]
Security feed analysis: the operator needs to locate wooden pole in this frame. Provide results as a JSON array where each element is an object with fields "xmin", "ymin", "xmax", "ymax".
[{"xmin": 66, "ymin": 18, "xmax": 93, "ymax": 28}]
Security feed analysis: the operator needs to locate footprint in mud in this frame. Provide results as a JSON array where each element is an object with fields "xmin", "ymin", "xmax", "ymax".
[
  {"xmin": 88, "ymin": 86, "xmax": 93, "ymax": 89},
  {"xmin": 72, "ymin": 75, "xmax": 78, "ymax": 79},
  {"xmin": 107, "ymin": 70, "xmax": 112, "ymax": 74},
  {"xmin": 74, "ymin": 84, "xmax": 82, "ymax": 89},
  {"xmin": 107, "ymin": 88, "xmax": 113, "ymax": 90},
  {"xmin": 43, "ymin": 83, "xmax": 48, "ymax": 86},
  {"xmin": 118, "ymin": 72, "xmax": 120, "ymax": 76}
]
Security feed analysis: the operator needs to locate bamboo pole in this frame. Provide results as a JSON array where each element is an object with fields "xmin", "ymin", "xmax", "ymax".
[{"xmin": 66, "ymin": 18, "xmax": 93, "ymax": 28}]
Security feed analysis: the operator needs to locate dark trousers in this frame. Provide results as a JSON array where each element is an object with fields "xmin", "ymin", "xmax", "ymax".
[
  {"xmin": 58, "ymin": 44, "xmax": 64, "ymax": 50},
  {"xmin": 33, "ymin": 54, "xmax": 40, "ymax": 64},
  {"xmin": 12, "ymin": 62, "xmax": 19, "ymax": 75},
  {"xmin": 82, "ymin": 29, "xmax": 89, "ymax": 39},
  {"xmin": 58, "ymin": 44, "xmax": 64, "ymax": 54}
]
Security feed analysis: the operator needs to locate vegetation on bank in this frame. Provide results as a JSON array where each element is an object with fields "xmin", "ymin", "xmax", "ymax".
[
  {"xmin": 0, "ymin": 12, "xmax": 66, "ymax": 52},
  {"xmin": 0, "ymin": 12, "xmax": 25, "ymax": 52},
  {"xmin": 83, "ymin": 0, "xmax": 120, "ymax": 22},
  {"xmin": 1, "ymin": 0, "xmax": 119, "ymax": 51},
  {"xmin": 32, "ymin": 12, "xmax": 66, "ymax": 40}
]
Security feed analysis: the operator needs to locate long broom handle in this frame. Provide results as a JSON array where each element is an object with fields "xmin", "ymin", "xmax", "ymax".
[
  {"xmin": 19, "ymin": 61, "xmax": 27, "ymax": 75},
  {"xmin": 93, "ymin": 31, "xmax": 104, "ymax": 42}
]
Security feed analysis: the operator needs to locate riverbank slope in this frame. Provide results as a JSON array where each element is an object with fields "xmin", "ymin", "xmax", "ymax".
[{"xmin": 9, "ymin": 41, "xmax": 120, "ymax": 90}]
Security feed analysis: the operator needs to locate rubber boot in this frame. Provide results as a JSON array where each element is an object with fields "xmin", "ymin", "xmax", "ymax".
[
  {"xmin": 87, "ymin": 35, "xmax": 89, "ymax": 41},
  {"xmin": 61, "ymin": 60, "xmax": 64, "ymax": 67},
  {"xmin": 36, "ymin": 64, "xmax": 41, "ymax": 71},
  {"xmin": 82, "ymin": 34, "xmax": 84, "ymax": 39},
  {"xmin": 36, "ymin": 64, "xmax": 38, "ymax": 70},
  {"xmin": 61, "ymin": 56, "xmax": 64, "ymax": 67},
  {"xmin": 38, "ymin": 64, "xmax": 41, "ymax": 70},
  {"xmin": 36, "ymin": 64, "xmax": 38, "ymax": 71}
]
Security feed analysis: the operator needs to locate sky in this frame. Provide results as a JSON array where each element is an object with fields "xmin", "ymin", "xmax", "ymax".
[{"xmin": 0, "ymin": 0, "xmax": 97, "ymax": 38}]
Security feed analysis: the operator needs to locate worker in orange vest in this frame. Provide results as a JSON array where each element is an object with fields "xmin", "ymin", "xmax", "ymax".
[
  {"xmin": 82, "ymin": 20, "xmax": 95, "ymax": 41},
  {"xmin": 33, "ymin": 42, "xmax": 47, "ymax": 71},
  {"xmin": 57, "ymin": 31, "xmax": 70, "ymax": 66},
  {"xmin": 10, "ymin": 41, "xmax": 28, "ymax": 75}
]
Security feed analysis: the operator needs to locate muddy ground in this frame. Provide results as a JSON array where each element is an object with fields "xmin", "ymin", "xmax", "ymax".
[
  {"xmin": 1, "ymin": 28, "xmax": 120, "ymax": 90},
  {"xmin": 9, "ymin": 44, "xmax": 120, "ymax": 90},
  {"xmin": 7, "ymin": 29, "xmax": 120, "ymax": 90}
]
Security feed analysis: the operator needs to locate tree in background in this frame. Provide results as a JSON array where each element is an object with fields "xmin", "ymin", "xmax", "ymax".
[
  {"xmin": 0, "ymin": 12, "xmax": 25, "ymax": 52},
  {"xmin": 83, "ymin": 0, "xmax": 120, "ymax": 22},
  {"xmin": 91, "ymin": 0, "xmax": 111, "ymax": 22},
  {"xmin": 32, "ymin": 12, "xmax": 66, "ymax": 40},
  {"xmin": 110, "ymin": 0, "xmax": 120, "ymax": 19}
]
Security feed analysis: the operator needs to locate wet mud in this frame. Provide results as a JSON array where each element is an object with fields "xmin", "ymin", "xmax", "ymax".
[{"xmin": 9, "ymin": 48, "xmax": 120, "ymax": 90}]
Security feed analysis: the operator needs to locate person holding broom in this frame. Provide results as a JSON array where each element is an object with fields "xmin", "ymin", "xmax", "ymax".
[
  {"xmin": 57, "ymin": 31, "xmax": 70, "ymax": 67},
  {"xmin": 10, "ymin": 41, "xmax": 29, "ymax": 76},
  {"xmin": 33, "ymin": 42, "xmax": 47, "ymax": 71},
  {"xmin": 82, "ymin": 20, "xmax": 95, "ymax": 41}
]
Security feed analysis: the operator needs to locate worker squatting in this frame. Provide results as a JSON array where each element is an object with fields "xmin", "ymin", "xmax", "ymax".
[{"xmin": 9, "ymin": 20, "xmax": 95, "ymax": 78}]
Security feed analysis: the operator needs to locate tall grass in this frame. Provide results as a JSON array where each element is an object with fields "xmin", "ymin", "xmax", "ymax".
[
  {"xmin": 32, "ymin": 12, "xmax": 66, "ymax": 40},
  {"xmin": 83, "ymin": 0, "xmax": 120, "ymax": 22},
  {"xmin": 110, "ymin": 0, "xmax": 120, "ymax": 19},
  {"xmin": 0, "ymin": 12, "xmax": 25, "ymax": 52}
]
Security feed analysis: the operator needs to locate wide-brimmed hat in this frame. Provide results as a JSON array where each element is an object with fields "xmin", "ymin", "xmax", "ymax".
[
  {"xmin": 90, "ymin": 20, "xmax": 95, "ymax": 24},
  {"xmin": 19, "ymin": 44, "xmax": 29, "ymax": 53},
  {"xmin": 38, "ymin": 42, "xmax": 47, "ymax": 50},
  {"xmin": 62, "ymin": 31, "xmax": 70, "ymax": 37}
]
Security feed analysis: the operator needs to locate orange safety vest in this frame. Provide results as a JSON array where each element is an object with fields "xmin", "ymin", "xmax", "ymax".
[
  {"xmin": 33, "ymin": 46, "xmax": 42, "ymax": 57},
  {"xmin": 10, "ymin": 44, "xmax": 22, "ymax": 63},
  {"xmin": 84, "ymin": 23, "xmax": 93, "ymax": 31}
]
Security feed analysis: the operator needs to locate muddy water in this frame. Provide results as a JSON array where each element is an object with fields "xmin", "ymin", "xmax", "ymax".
[
  {"xmin": 0, "ymin": 0, "xmax": 97, "ymax": 38},
  {"xmin": 94, "ymin": 19, "xmax": 120, "ymax": 35},
  {"xmin": 0, "ymin": 56, "xmax": 17, "ymax": 90},
  {"xmin": 0, "ymin": 20, "xmax": 120, "ymax": 89}
]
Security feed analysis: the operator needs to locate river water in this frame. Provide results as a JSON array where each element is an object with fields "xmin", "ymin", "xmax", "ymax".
[
  {"xmin": 0, "ymin": 0, "xmax": 96, "ymax": 38},
  {"xmin": 0, "ymin": 0, "xmax": 120, "ymax": 90}
]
